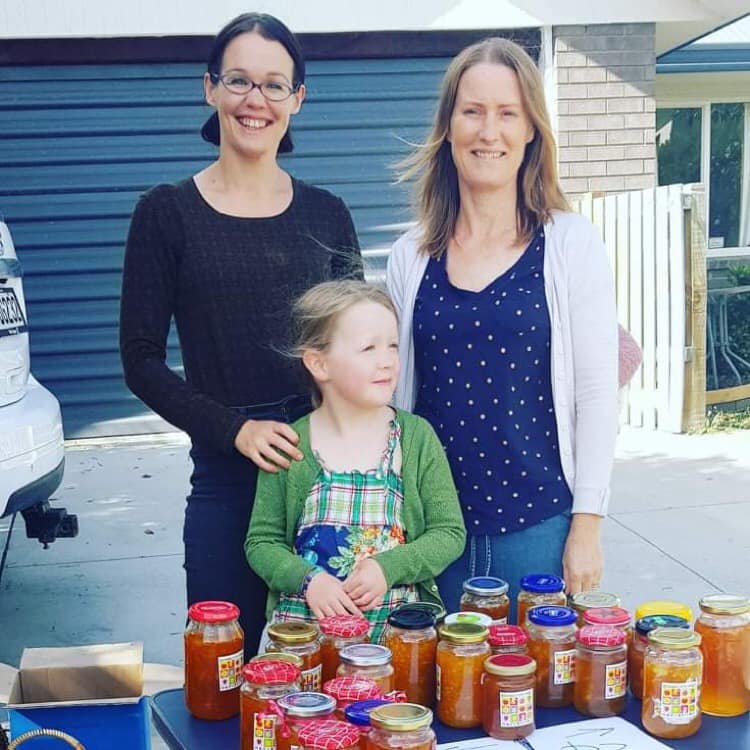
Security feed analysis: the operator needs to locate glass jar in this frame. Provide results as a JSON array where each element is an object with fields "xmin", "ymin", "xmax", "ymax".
[
  {"xmin": 635, "ymin": 600, "xmax": 693, "ymax": 624},
  {"xmin": 460, "ymin": 577, "xmax": 510, "ymax": 624},
  {"xmin": 481, "ymin": 654, "xmax": 536, "ymax": 740},
  {"xmin": 338, "ymin": 645, "xmax": 394, "ymax": 694},
  {"xmin": 435, "ymin": 622, "xmax": 490, "ymax": 728},
  {"xmin": 320, "ymin": 615, "xmax": 371, "ymax": 686},
  {"xmin": 444, "ymin": 611, "xmax": 493, "ymax": 629},
  {"xmin": 570, "ymin": 591, "xmax": 621, "ymax": 627},
  {"xmin": 573, "ymin": 625, "xmax": 627, "ymax": 717},
  {"xmin": 392, "ymin": 601, "xmax": 447, "ymax": 627},
  {"xmin": 324, "ymin": 675, "xmax": 382, "ymax": 715},
  {"xmin": 385, "ymin": 608, "xmax": 437, "ymax": 706},
  {"xmin": 240, "ymin": 660, "xmax": 302, "ymax": 750},
  {"xmin": 252, "ymin": 652, "xmax": 306, "ymax": 669},
  {"xmin": 267, "ymin": 622, "xmax": 323, "ymax": 692},
  {"xmin": 582, "ymin": 607, "xmax": 633, "ymax": 644},
  {"xmin": 526, "ymin": 606, "xmax": 577, "ymax": 708},
  {"xmin": 695, "ymin": 593, "xmax": 750, "ymax": 717},
  {"xmin": 488, "ymin": 625, "xmax": 529, "ymax": 656},
  {"xmin": 184, "ymin": 600, "xmax": 244, "ymax": 720},
  {"xmin": 277, "ymin": 693, "xmax": 337, "ymax": 750},
  {"xmin": 517, "ymin": 574, "xmax": 566, "ymax": 627},
  {"xmin": 297, "ymin": 719, "xmax": 361, "ymax": 750},
  {"xmin": 629, "ymin": 615, "xmax": 689, "ymax": 700},
  {"xmin": 642, "ymin": 627, "xmax": 703, "ymax": 739},
  {"xmin": 344, "ymin": 699, "xmax": 393, "ymax": 747},
  {"xmin": 369, "ymin": 703, "xmax": 435, "ymax": 750}
]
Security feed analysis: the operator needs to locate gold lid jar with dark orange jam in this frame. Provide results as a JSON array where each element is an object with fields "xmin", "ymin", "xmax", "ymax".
[
  {"xmin": 526, "ymin": 606, "xmax": 577, "ymax": 708},
  {"xmin": 385, "ymin": 607, "xmax": 438, "ymax": 706},
  {"xmin": 481, "ymin": 654, "xmax": 536, "ymax": 740},
  {"xmin": 573, "ymin": 625, "xmax": 627, "ymax": 717},
  {"xmin": 267, "ymin": 622, "xmax": 323, "ymax": 692},
  {"xmin": 629, "ymin": 615, "xmax": 689, "ymax": 700},
  {"xmin": 240, "ymin": 660, "xmax": 302, "ymax": 750},
  {"xmin": 276, "ymin": 692, "xmax": 337, "ymax": 750},
  {"xmin": 184, "ymin": 600, "xmax": 244, "ymax": 720},
  {"xmin": 460, "ymin": 577, "xmax": 510, "ymax": 624},
  {"xmin": 581, "ymin": 606, "xmax": 633, "ymax": 643},
  {"xmin": 695, "ymin": 593, "xmax": 750, "ymax": 717},
  {"xmin": 324, "ymin": 675, "xmax": 383, "ymax": 715},
  {"xmin": 488, "ymin": 625, "xmax": 529, "ymax": 656},
  {"xmin": 642, "ymin": 627, "xmax": 703, "ymax": 739},
  {"xmin": 337, "ymin": 644, "xmax": 394, "ymax": 694},
  {"xmin": 297, "ymin": 719, "xmax": 361, "ymax": 750},
  {"xmin": 369, "ymin": 703, "xmax": 436, "ymax": 750},
  {"xmin": 319, "ymin": 615, "xmax": 370, "ymax": 686},
  {"xmin": 569, "ymin": 591, "xmax": 620, "ymax": 627},
  {"xmin": 436, "ymin": 622, "xmax": 490, "ymax": 728},
  {"xmin": 517, "ymin": 574, "xmax": 566, "ymax": 627}
]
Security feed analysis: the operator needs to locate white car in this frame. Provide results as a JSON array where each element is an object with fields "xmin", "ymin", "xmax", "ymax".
[{"xmin": 0, "ymin": 220, "xmax": 73, "ymax": 551}]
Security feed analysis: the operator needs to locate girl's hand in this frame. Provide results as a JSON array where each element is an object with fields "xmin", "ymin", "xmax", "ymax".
[
  {"xmin": 234, "ymin": 419, "xmax": 303, "ymax": 472},
  {"xmin": 342, "ymin": 558, "xmax": 388, "ymax": 610},
  {"xmin": 562, "ymin": 513, "xmax": 604, "ymax": 595},
  {"xmin": 306, "ymin": 572, "xmax": 361, "ymax": 619}
]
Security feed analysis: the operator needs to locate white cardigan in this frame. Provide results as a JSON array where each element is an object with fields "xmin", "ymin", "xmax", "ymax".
[{"xmin": 386, "ymin": 211, "xmax": 618, "ymax": 517}]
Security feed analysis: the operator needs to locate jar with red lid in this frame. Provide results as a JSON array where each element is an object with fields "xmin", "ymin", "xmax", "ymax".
[
  {"xmin": 297, "ymin": 719, "xmax": 362, "ymax": 750},
  {"xmin": 460, "ymin": 577, "xmax": 510, "ymax": 624},
  {"xmin": 277, "ymin": 692, "xmax": 337, "ymax": 750},
  {"xmin": 582, "ymin": 606, "xmax": 633, "ymax": 644},
  {"xmin": 240, "ymin": 660, "xmax": 302, "ymax": 750},
  {"xmin": 337, "ymin": 645, "xmax": 394, "ymax": 694},
  {"xmin": 488, "ymin": 625, "xmax": 529, "ymax": 656},
  {"xmin": 385, "ymin": 608, "xmax": 437, "ymax": 706},
  {"xmin": 368, "ymin": 703, "xmax": 436, "ymax": 750},
  {"xmin": 629, "ymin": 615, "xmax": 689, "ymax": 700},
  {"xmin": 324, "ymin": 676, "xmax": 382, "ymax": 716},
  {"xmin": 267, "ymin": 622, "xmax": 323, "ymax": 692},
  {"xmin": 517, "ymin": 574, "xmax": 566, "ymax": 627},
  {"xmin": 320, "ymin": 615, "xmax": 371, "ymax": 685},
  {"xmin": 481, "ymin": 654, "xmax": 536, "ymax": 740},
  {"xmin": 184, "ymin": 600, "xmax": 244, "ymax": 720},
  {"xmin": 574, "ymin": 625, "xmax": 627, "ymax": 717}
]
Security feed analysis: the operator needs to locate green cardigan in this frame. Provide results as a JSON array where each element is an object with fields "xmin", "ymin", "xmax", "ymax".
[{"xmin": 245, "ymin": 408, "xmax": 466, "ymax": 620}]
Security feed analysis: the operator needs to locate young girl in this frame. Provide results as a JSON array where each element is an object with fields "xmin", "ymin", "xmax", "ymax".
[{"xmin": 245, "ymin": 281, "xmax": 466, "ymax": 642}]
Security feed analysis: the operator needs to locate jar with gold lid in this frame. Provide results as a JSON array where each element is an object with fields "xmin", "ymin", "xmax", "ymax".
[
  {"xmin": 481, "ymin": 654, "xmax": 536, "ymax": 740},
  {"xmin": 369, "ymin": 703, "xmax": 436, "ymax": 750},
  {"xmin": 267, "ymin": 622, "xmax": 323, "ymax": 692}
]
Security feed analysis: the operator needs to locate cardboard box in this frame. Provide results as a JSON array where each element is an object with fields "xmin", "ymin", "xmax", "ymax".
[{"xmin": 7, "ymin": 642, "xmax": 151, "ymax": 749}]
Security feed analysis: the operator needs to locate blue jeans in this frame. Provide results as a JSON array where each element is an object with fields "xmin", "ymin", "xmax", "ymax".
[{"xmin": 436, "ymin": 512, "xmax": 571, "ymax": 624}]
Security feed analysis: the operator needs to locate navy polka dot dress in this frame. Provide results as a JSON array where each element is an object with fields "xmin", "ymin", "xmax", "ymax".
[{"xmin": 413, "ymin": 226, "xmax": 572, "ymax": 535}]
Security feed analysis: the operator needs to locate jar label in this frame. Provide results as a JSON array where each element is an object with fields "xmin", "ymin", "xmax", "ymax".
[
  {"xmin": 436, "ymin": 663, "xmax": 441, "ymax": 701},
  {"xmin": 217, "ymin": 649, "xmax": 244, "ymax": 692},
  {"xmin": 499, "ymin": 689, "xmax": 534, "ymax": 727},
  {"xmin": 657, "ymin": 680, "xmax": 700, "ymax": 724},
  {"xmin": 553, "ymin": 649, "xmax": 576, "ymax": 685},
  {"xmin": 605, "ymin": 660, "xmax": 627, "ymax": 699},
  {"xmin": 301, "ymin": 663, "xmax": 322, "ymax": 692},
  {"xmin": 253, "ymin": 713, "xmax": 277, "ymax": 750}
]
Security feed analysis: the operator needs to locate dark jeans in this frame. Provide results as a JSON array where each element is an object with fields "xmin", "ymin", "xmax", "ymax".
[{"xmin": 183, "ymin": 394, "xmax": 311, "ymax": 660}]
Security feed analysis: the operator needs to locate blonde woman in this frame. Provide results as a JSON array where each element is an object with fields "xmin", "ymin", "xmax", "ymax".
[{"xmin": 387, "ymin": 38, "xmax": 618, "ymax": 619}]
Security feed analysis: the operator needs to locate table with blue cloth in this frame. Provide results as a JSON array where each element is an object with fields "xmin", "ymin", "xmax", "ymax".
[{"xmin": 150, "ymin": 688, "xmax": 749, "ymax": 749}]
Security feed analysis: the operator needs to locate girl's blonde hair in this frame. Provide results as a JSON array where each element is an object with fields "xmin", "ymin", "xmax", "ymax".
[
  {"xmin": 292, "ymin": 280, "xmax": 398, "ymax": 406},
  {"xmin": 398, "ymin": 37, "xmax": 570, "ymax": 258}
]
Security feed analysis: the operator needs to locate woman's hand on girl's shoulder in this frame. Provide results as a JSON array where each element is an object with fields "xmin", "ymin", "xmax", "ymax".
[
  {"xmin": 234, "ymin": 419, "xmax": 303, "ymax": 472},
  {"xmin": 305, "ymin": 571, "xmax": 362, "ymax": 619}
]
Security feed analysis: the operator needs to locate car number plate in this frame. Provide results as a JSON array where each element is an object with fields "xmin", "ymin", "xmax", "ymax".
[{"xmin": 0, "ymin": 286, "xmax": 28, "ymax": 337}]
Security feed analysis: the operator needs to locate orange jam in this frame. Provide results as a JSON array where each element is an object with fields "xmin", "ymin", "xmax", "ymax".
[
  {"xmin": 481, "ymin": 654, "xmax": 536, "ymax": 740},
  {"xmin": 573, "ymin": 625, "xmax": 627, "ymax": 717},
  {"xmin": 517, "ymin": 575, "xmax": 566, "ymax": 627},
  {"xmin": 630, "ymin": 616, "xmax": 689, "ymax": 699},
  {"xmin": 277, "ymin": 692, "xmax": 337, "ymax": 750},
  {"xmin": 319, "ymin": 615, "xmax": 370, "ymax": 686},
  {"xmin": 337, "ymin": 645, "xmax": 394, "ymax": 694},
  {"xmin": 368, "ymin": 703, "xmax": 435, "ymax": 750},
  {"xmin": 460, "ymin": 577, "xmax": 510, "ymax": 624},
  {"xmin": 184, "ymin": 601, "xmax": 244, "ymax": 720},
  {"xmin": 267, "ymin": 622, "xmax": 323, "ymax": 692}
]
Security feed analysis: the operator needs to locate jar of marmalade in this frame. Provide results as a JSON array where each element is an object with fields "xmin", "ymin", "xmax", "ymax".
[
  {"xmin": 517, "ymin": 574, "xmax": 566, "ymax": 626},
  {"xmin": 338, "ymin": 645, "xmax": 394, "ymax": 694},
  {"xmin": 436, "ymin": 622, "xmax": 490, "ymax": 728},
  {"xmin": 574, "ymin": 625, "xmax": 627, "ymax": 717},
  {"xmin": 277, "ymin": 692, "xmax": 337, "ymax": 750},
  {"xmin": 570, "ymin": 591, "xmax": 621, "ymax": 627},
  {"xmin": 488, "ymin": 625, "xmax": 528, "ymax": 656},
  {"xmin": 185, "ymin": 601, "xmax": 244, "ymax": 720},
  {"xmin": 481, "ymin": 654, "xmax": 536, "ymax": 740},
  {"xmin": 582, "ymin": 607, "xmax": 633, "ymax": 643},
  {"xmin": 241, "ymin": 660, "xmax": 302, "ymax": 750},
  {"xmin": 629, "ymin": 615, "xmax": 689, "ymax": 700},
  {"xmin": 695, "ymin": 593, "xmax": 750, "ymax": 717},
  {"xmin": 385, "ymin": 608, "xmax": 437, "ymax": 706},
  {"xmin": 324, "ymin": 676, "xmax": 382, "ymax": 715},
  {"xmin": 297, "ymin": 719, "xmax": 361, "ymax": 750},
  {"xmin": 636, "ymin": 600, "xmax": 693, "ymax": 624},
  {"xmin": 460, "ymin": 577, "xmax": 510, "ymax": 624},
  {"xmin": 320, "ymin": 615, "xmax": 371, "ymax": 686},
  {"xmin": 526, "ymin": 606, "xmax": 577, "ymax": 708},
  {"xmin": 267, "ymin": 622, "xmax": 323, "ymax": 692},
  {"xmin": 369, "ymin": 703, "xmax": 435, "ymax": 750},
  {"xmin": 642, "ymin": 628, "xmax": 703, "ymax": 739}
]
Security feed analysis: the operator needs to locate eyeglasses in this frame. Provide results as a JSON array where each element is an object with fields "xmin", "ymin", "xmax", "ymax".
[{"xmin": 210, "ymin": 73, "xmax": 297, "ymax": 101}]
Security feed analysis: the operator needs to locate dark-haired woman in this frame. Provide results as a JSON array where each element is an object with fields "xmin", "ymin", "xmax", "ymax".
[{"xmin": 120, "ymin": 13, "xmax": 362, "ymax": 656}]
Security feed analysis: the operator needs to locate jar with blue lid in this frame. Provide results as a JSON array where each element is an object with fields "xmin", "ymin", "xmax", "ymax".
[
  {"xmin": 517, "ymin": 574, "xmax": 566, "ymax": 626},
  {"xmin": 630, "ymin": 614, "xmax": 690, "ymax": 700},
  {"xmin": 460, "ymin": 576, "xmax": 510, "ymax": 624},
  {"xmin": 344, "ymin": 698, "xmax": 393, "ymax": 743}
]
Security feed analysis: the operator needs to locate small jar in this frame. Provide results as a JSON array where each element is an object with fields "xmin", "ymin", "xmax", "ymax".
[
  {"xmin": 629, "ymin": 615, "xmax": 689, "ymax": 700},
  {"xmin": 570, "ymin": 591, "xmax": 621, "ymax": 627},
  {"xmin": 369, "ymin": 703, "xmax": 435, "ymax": 750},
  {"xmin": 297, "ymin": 719, "xmax": 362, "ymax": 750},
  {"xmin": 436, "ymin": 622, "xmax": 490, "ymax": 728},
  {"xmin": 460, "ymin": 577, "xmax": 510, "ymax": 624},
  {"xmin": 642, "ymin": 627, "xmax": 703, "ymax": 739},
  {"xmin": 324, "ymin": 676, "xmax": 382, "ymax": 715},
  {"xmin": 268, "ymin": 622, "xmax": 323, "ymax": 692},
  {"xmin": 635, "ymin": 600, "xmax": 693, "ymax": 624},
  {"xmin": 344, "ymin": 699, "xmax": 393, "ymax": 746},
  {"xmin": 574, "ymin": 625, "xmax": 627, "ymax": 717},
  {"xmin": 488, "ymin": 625, "xmax": 529, "ymax": 656},
  {"xmin": 241, "ymin": 660, "xmax": 302, "ymax": 750},
  {"xmin": 385, "ymin": 608, "xmax": 438, "ymax": 706},
  {"xmin": 184, "ymin": 601, "xmax": 244, "ymax": 720},
  {"xmin": 277, "ymin": 693, "xmax": 337, "ymax": 750},
  {"xmin": 695, "ymin": 593, "xmax": 750, "ymax": 717},
  {"xmin": 338, "ymin": 644, "xmax": 394, "ymax": 694},
  {"xmin": 481, "ymin": 654, "xmax": 536, "ymax": 740},
  {"xmin": 526, "ymin": 606, "xmax": 577, "ymax": 708},
  {"xmin": 517, "ymin": 574, "xmax": 566, "ymax": 627},
  {"xmin": 582, "ymin": 607, "xmax": 633, "ymax": 644},
  {"xmin": 320, "ymin": 615, "xmax": 371, "ymax": 686}
]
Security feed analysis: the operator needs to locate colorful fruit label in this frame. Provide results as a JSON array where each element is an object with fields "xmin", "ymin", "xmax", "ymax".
[
  {"xmin": 301, "ymin": 664, "xmax": 322, "ymax": 692},
  {"xmin": 553, "ymin": 649, "xmax": 576, "ymax": 685},
  {"xmin": 253, "ymin": 713, "xmax": 277, "ymax": 750},
  {"xmin": 217, "ymin": 649, "xmax": 243, "ymax": 691},
  {"xmin": 436, "ymin": 664, "xmax": 442, "ymax": 701},
  {"xmin": 605, "ymin": 660, "xmax": 627, "ymax": 699},
  {"xmin": 658, "ymin": 680, "xmax": 700, "ymax": 724},
  {"xmin": 499, "ymin": 689, "xmax": 534, "ymax": 728}
]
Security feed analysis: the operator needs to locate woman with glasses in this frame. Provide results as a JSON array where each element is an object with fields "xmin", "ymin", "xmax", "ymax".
[
  {"xmin": 387, "ymin": 38, "xmax": 618, "ymax": 621},
  {"xmin": 120, "ymin": 13, "xmax": 362, "ymax": 656}
]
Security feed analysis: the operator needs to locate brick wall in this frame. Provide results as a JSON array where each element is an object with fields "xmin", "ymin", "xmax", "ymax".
[{"xmin": 552, "ymin": 23, "xmax": 656, "ymax": 199}]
